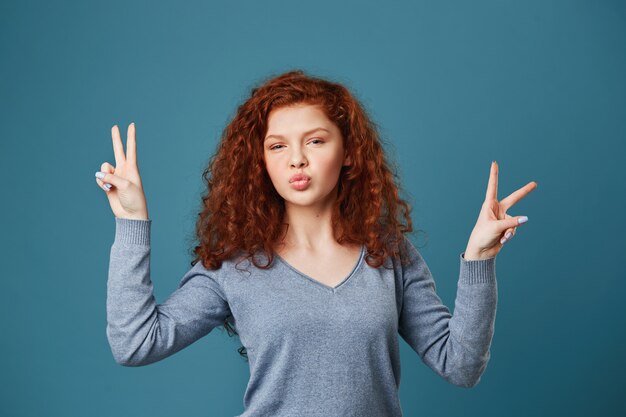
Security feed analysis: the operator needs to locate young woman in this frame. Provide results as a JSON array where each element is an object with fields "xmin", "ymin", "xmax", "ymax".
[{"xmin": 96, "ymin": 70, "xmax": 536, "ymax": 417}]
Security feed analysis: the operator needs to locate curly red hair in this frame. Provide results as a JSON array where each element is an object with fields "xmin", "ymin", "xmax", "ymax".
[{"xmin": 187, "ymin": 69, "xmax": 421, "ymax": 359}]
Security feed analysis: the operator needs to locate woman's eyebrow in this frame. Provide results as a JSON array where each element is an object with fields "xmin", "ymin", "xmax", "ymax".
[{"xmin": 264, "ymin": 127, "xmax": 330, "ymax": 142}]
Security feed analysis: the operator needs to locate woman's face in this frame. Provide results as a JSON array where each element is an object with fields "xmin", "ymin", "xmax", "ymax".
[{"xmin": 263, "ymin": 103, "xmax": 351, "ymax": 210}]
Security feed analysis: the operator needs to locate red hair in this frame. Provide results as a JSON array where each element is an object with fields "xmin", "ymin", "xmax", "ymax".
[{"xmin": 187, "ymin": 69, "xmax": 420, "ymax": 359}]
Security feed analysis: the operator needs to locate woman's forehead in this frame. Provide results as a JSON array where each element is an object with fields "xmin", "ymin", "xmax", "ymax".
[{"xmin": 266, "ymin": 104, "xmax": 336, "ymax": 136}]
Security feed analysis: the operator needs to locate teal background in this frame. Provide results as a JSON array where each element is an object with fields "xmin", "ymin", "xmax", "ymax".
[{"xmin": 1, "ymin": 0, "xmax": 624, "ymax": 416}]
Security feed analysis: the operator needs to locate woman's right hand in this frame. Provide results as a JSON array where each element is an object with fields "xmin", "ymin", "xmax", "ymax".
[{"xmin": 95, "ymin": 123, "xmax": 149, "ymax": 220}]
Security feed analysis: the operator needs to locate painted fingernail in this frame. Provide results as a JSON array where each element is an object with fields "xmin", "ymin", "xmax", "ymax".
[
  {"xmin": 500, "ymin": 237, "xmax": 508, "ymax": 244},
  {"xmin": 95, "ymin": 171, "xmax": 105, "ymax": 179},
  {"xmin": 505, "ymin": 231, "xmax": 512, "ymax": 239},
  {"xmin": 104, "ymin": 183, "xmax": 112, "ymax": 190},
  {"xmin": 518, "ymin": 216, "xmax": 528, "ymax": 224}
]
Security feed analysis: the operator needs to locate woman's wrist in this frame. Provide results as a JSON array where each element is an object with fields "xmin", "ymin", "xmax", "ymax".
[{"xmin": 463, "ymin": 249, "xmax": 491, "ymax": 261}]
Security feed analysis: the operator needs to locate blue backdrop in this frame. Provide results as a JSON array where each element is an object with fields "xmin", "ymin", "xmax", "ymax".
[{"xmin": 1, "ymin": 0, "xmax": 624, "ymax": 416}]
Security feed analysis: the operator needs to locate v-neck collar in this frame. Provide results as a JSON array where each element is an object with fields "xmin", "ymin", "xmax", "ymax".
[{"xmin": 275, "ymin": 244, "xmax": 366, "ymax": 293}]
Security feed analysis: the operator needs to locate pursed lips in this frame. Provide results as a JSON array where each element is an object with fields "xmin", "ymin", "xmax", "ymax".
[{"xmin": 289, "ymin": 174, "xmax": 311, "ymax": 183}]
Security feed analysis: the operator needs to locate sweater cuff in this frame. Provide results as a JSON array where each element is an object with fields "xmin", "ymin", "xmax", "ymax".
[
  {"xmin": 459, "ymin": 252, "xmax": 496, "ymax": 284},
  {"xmin": 114, "ymin": 217, "xmax": 151, "ymax": 245}
]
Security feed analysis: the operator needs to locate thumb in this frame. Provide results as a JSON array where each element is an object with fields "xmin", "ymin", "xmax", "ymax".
[
  {"xmin": 96, "ymin": 171, "xmax": 128, "ymax": 190},
  {"xmin": 498, "ymin": 215, "xmax": 528, "ymax": 230}
]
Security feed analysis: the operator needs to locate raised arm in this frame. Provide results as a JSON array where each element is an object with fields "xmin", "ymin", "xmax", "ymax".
[
  {"xmin": 106, "ymin": 218, "xmax": 231, "ymax": 366},
  {"xmin": 398, "ymin": 239, "xmax": 497, "ymax": 388}
]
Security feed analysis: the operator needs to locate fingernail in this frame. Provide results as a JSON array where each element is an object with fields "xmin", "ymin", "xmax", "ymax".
[
  {"xmin": 505, "ymin": 231, "xmax": 512, "ymax": 239},
  {"xmin": 95, "ymin": 171, "xmax": 105, "ymax": 179},
  {"xmin": 518, "ymin": 216, "xmax": 528, "ymax": 224},
  {"xmin": 500, "ymin": 237, "xmax": 508, "ymax": 244},
  {"xmin": 104, "ymin": 183, "xmax": 112, "ymax": 190}
]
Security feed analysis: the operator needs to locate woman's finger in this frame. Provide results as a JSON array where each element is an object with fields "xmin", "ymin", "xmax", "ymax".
[
  {"xmin": 500, "ymin": 181, "xmax": 538, "ymax": 211},
  {"xmin": 485, "ymin": 161, "xmax": 499, "ymax": 201},
  {"xmin": 500, "ymin": 215, "xmax": 513, "ymax": 245},
  {"xmin": 95, "ymin": 176, "xmax": 112, "ymax": 192},
  {"xmin": 100, "ymin": 161, "xmax": 115, "ymax": 174},
  {"xmin": 497, "ymin": 215, "xmax": 528, "ymax": 232},
  {"xmin": 126, "ymin": 122, "xmax": 137, "ymax": 165},
  {"xmin": 111, "ymin": 125, "xmax": 126, "ymax": 166},
  {"xmin": 500, "ymin": 228, "xmax": 514, "ymax": 245},
  {"xmin": 96, "ymin": 162, "xmax": 115, "ymax": 191},
  {"xmin": 95, "ymin": 171, "xmax": 127, "ymax": 190},
  {"xmin": 499, "ymin": 213, "xmax": 525, "ymax": 245}
]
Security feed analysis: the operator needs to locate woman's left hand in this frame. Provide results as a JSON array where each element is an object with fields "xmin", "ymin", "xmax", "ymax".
[{"xmin": 463, "ymin": 161, "xmax": 537, "ymax": 260}]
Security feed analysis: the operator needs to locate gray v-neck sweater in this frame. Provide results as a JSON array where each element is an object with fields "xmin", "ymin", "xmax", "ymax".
[{"xmin": 106, "ymin": 218, "xmax": 497, "ymax": 417}]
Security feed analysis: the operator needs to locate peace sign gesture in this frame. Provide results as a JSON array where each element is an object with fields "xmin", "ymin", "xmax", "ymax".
[
  {"xmin": 463, "ymin": 161, "xmax": 537, "ymax": 260},
  {"xmin": 94, "ymin": 123, "xmax": 149, "ymax": 220}
]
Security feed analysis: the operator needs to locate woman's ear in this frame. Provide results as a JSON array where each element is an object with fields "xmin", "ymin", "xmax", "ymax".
[{"xmin": 343, "ymin": 152, "xmax": 352, "ymax": 167}]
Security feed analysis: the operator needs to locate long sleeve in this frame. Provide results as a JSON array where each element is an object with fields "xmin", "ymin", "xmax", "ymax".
[
  {"xmin": 397, "ymin": 238, "xmax": 497, "ymax": 388},
  {"xmin": 106, "ymin": 218, "xmax": 232, "ymax": 367}
]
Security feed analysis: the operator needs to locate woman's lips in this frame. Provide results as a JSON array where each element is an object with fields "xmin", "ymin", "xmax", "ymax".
[
  {"xmin": 289, "ymin": 174, "xmax": 310, "ymax": 183},
  {"xmin": 290, "ymin": 178, "xmax": 310, "ymax": 191}
]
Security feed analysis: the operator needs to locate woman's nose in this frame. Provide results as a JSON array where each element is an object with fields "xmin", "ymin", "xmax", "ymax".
[{"xmin": 290, "ymin": 151, "xmax": 307, "ymax": 167}]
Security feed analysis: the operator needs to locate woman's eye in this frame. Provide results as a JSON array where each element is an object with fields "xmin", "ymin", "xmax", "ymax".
[{"xmin": 269, "ymin": 139, "xmax": 324, "ymax": 151}]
